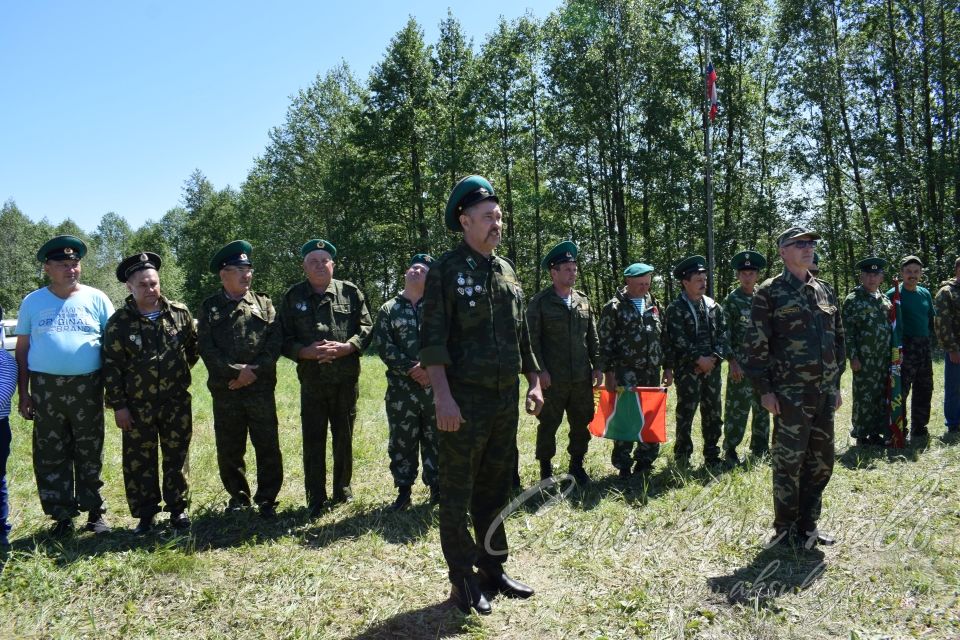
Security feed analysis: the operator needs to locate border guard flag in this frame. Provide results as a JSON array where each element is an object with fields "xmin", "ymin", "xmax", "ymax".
[
  {"xmin": 589, "ymin": 387, "xmax": 668, "ymax": 443},
  {"xmin": 887, "ymin": 277, "xmax": 906, "ymax": 448}
]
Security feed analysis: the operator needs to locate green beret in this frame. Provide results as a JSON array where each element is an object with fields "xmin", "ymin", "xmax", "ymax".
[
  {"xmin": 444, "ymin": 175, "xmax": 499, "ymax": 232},
  {"xmin": 776, "ymin": 226, "xmax": 821, "ymax": 247},
  {"xmin": 410, "ymin": 253, "xmax": 434, "ymax": 268},
  {"xmin": 116, "ymin": 251, "xmax": 162, "ymax": 282},
  {"xmin": 900, "ymin": 255, "xmax": 923, "ymax": 268},
  {"xmin": 673, "ymin": 255, "xmax": 707, "ymax": 279},
  {"xmin": 623, "ymin": 263, "xmax": 654, "ymax": 278},
  {"xmin": 301, "ymin": 239, "xmax": 337, "ymax": 259},
  {"xmin": 541, "ymin": 241, "xmax": 578, "ymax": 269},
  {"xmin": 731, "ymin": 250, "xmax": 765, "ymax": 271},
  {"xmin": 856, "ymin": 257, "xmax": 887, "ymax": 273},
  {"xmin": 37, "ymin": 235, "xmax": 87, "ymax": 262},
  {"xmin": 209, "ymin": 240, "xmax": 253, "ymax": 274}
]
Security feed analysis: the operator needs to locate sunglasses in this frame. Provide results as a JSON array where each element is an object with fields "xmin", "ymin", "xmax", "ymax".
[{"xmin": 783, "ymin": 240, "xmax": 818, "ymax": 249}]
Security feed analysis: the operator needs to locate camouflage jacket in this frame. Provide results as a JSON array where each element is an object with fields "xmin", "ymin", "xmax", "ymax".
[
  {"xmin": 745, "ymin": 270, "xmax": 846, "ymax": 396},
  {"xmin": 598, "ymin": 290, "xmax": 667, "ymax": 373},
  {"xmin": 935, "ymin": 279, "xmax": 960, "ymax": 352},
  {"xmin": 664, "ymin": 292, "xmax": 730, "ymax": 370},
  {"xmin": 102, "ymin": 296, "xmax": 198, "ymax": 409},
  {"xmin": 419, "ymin": 241, "xmax": 539, "ymax": 390},
  {"xmin": 198, "ymin": 288, "xmax": 281, "ymax": 393},
  {"xmin": 279, "ymin": 279, "xmax": 372, "ymax": 383},
  {"xmin": 841, "ymin": 286, "xmax": 892, "ymax": 365},
  {"xmin": 721, "ymin": 288, "xmax": 754, "ymax": 364},
  {"xmin": 526, "ymin": 286, "xmax": 599, "ymax": 384},
  {"xmin": 372, "ymin": 293, "xmax": 425, "ymax": 385}
]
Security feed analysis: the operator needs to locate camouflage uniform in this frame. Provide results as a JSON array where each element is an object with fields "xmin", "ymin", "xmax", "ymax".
[
  {"xmin": 722, "ymin": 288, "xmax": 771, "ymax": 456},
  {"xmin": 745, "ymin": 270, "xmax": 845, "ymax": 536},
  {"xmin": 841, "ymin": 286, "xmax": 893, "ymax": 441},
  {"xmin": 198, "ymin": 289, "xmax": 283, "ymax": 509},
  {"xmin": 420, "ymin": 242, "xmax": 539, "ymax": 586},
  {"xmin": 103, "ymin": 296, "xmax": 199, "ymax": 518},
  {"xmin": 598, "ymin": 290, "xmax": 667, "ymax": 469},
  {"xmin": 371, "ymin": 293, "xmax": 437, "ymax": 489},
  {"xmin": 526, "ymin": 286, "xmax": 599, "ymax": 464},
  {"xmin": 935, "ymin": 278, "xmax": 960, "ymax": 431},
  {"xmin": 280, "ymin": 279, "xmax": 372, "ymax": 506},
  {"xmin": 665, "ymin": 293, "xmax": 730, "ymax": 463}
]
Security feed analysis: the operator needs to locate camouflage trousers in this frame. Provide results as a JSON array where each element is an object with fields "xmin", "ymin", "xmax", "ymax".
[
  {"xmin": 674, "ymin": 364, "xmax": 723, "ymax": 461},
  {"xmin": 946, "ymin": 358, "xmax": 960, "ymax": 430},
  {"xmin": 1, "ymin": 417, "xmax": 10, "ymax": 536},
  {"xmin": 535, "ymin": 380, "xmax": 594, "ymax": 463},
  {"xmin": 772, "ymin": 389, "xmax": 836, "ymax": 534},
  {"xmin": 850, "ymin": 359, "xmax": 888, "ymax": 439},
  {"xmin": 901, "ymin": 336, "xmax": 934, "ymax": 432},
  {"xmin": 611, "ymin": 368, "xmax": 661, "ymax": 469},
  {"xmin": 30, "ymin": 372, "xmax": 106, "ymax": 521},
  {"xmin": 439, "ymin": 381, "xmax": 518, "ymax": 585},
  {"xmin": 385, "ymin": 378, "xmax": 438, "ymax": 488},
  {"xmin": 723, "ymin": 374, "xmax": 770, "ymax": 455},
  {"xmin": 211, "ymin": 389, "xmax": 283, "ymax": 508},
  {"xmin": 301, "ymin": 379, "xmax": 357, "ymax": 507},
  {"xmin": 121, "ymin": 394, "xmax": 192, "ymax": 518}
]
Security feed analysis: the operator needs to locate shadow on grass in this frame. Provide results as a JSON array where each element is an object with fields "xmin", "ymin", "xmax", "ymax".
[
  {"xmin": 706, "ymin": 543, "xmax": 827, "ymax": 609},
  {"xmin": 300, "ymin": 501, "xmax": 436, "ymax": 549},
  {"xmin": 346, "ymin": 600, "xmax": 470, "ymax": 639},
  {"xmin": 837, "ymin": 441, "xmax": 922, "ymax": 470}
]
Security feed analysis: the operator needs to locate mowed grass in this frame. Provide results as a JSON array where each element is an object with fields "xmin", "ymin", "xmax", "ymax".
[{"xmin": 1, "ymin": 356, "xmax": 959, "ymax": 639}]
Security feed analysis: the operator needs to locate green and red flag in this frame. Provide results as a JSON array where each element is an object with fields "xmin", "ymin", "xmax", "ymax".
[
  {"xmin": 589, "ymin": 387, "xmax": 668, "ymax": 443},
  {"xmin": 887, "ymin": 278, "xmax": 906, "ymax": 448}
]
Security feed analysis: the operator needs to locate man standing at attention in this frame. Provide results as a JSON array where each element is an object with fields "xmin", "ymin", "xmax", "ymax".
[
  {"xmin": 526, "ymin": 240, "xmax": 601, "ymax": 485},
  {"xmin": 934, "ymin": 257, "xmax": 960, "ymax": 435},
  {"xmin": 279, "ymin": 239, "xmax": 372, "ymax": 517},
  {"xmin": 745, "ymin": 227, "xmax": 844, "ymax": 548},
  {"xmin": 15, "ymin": 235, "xmax": 114, "ymax": 536},
  {"xmin": 420, "ymin": 175, "xmax": 543, "ymax": 615}
]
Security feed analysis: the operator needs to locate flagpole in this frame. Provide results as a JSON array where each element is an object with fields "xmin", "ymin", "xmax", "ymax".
[{"xmin": 704, "ymin": 36, "xmax": 715, "ymax": 298}]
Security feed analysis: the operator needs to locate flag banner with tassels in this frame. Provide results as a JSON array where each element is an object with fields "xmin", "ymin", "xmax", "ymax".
[
  {"xmin": 589, "ymin": 387, "xmax": 668, "ymax": 443},
  {"xmin": 887, "ymin": 278, "xmax": 906, "ymax": 448}
]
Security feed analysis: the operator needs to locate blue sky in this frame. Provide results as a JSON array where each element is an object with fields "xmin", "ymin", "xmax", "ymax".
[{"xmin": 0, "ymin": 1, "xmax": 559, "ymax": 232}]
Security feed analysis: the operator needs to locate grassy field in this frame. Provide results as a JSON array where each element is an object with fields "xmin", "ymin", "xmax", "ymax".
[{"xmin": 1, "ymin": 356, "xmax": 958, "ymax": 639}]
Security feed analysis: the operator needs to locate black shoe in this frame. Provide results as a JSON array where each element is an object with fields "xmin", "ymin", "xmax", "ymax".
[
  {"xmin": 911, "ymin": 426, "xmax": 930, "ymax": 440},
  {"xmin": 169, "ymin": 511, "xmax": 191, "ymax": 530},
  {"xmin": 539, "ymin": 459, "xmax": 554, "ymax": 481},
  {"xmin": 569, "ymin": 464, "xmax": 591, "ymax": 485},
  {"xmin": 307, "ymin": 501, "xmax": 327, "ymax": 519},
  {"xmin": 631, "ymin": 461, "xmax": 651, "ymax": 476},
  {"xmin": 85, "ymin": 514, "xmax": 111, "ymax": 535},
  {"xmin": 450, "ymin": 577, "xmax": 492, "ymax": 615},
  {"xmin": 389, "ymin": 486, "xmax": 412, "ymax": 512},
  {"xmin": 766, "ymin": 529, "xmax": 795, "ymax": 549},
  {"xmin": 258, "ymin": 504, "xmax": 277, "ymax": 519},
  {"xmin": 724, "ymin": 450, "xmax": 741, "ymax": 467},
  {"xmin": 332, "ymin": 487, "xmax": 354, "ymax": 504},
  {"xmin": 225, "ymin": 498, "xmax": 250, "ymax": 514},
  {"xmin": 478, "ymin": 568, "xmax": 535, "ymax": 599},
  {"xmin": 703, "ymin": 456, "xmax": 723, "ymax": 469},
  {"xmin": 512, "ymin": 471, "xmax": 522, "ymax": 490},
  {"xmin": 133, "ymin": 513, "xmax": 155, "ymax": 535},
  {"xmin": 617, "ymin": 466, "xmax": 631, "ymax": 479},
  {"xmin": 50, "ymin": 519, "xmax": 74, "ymax": 537},
  {"xmin": 796, "ymin": 529, "xmax": 836, "ymax": 549},
  {"xmin": 675, "ymin": 456, "xmax": 691, "ymax": 469},
  {"xmin": 428, "ymin": 484, "xmax": 440, "ymax": 505}
]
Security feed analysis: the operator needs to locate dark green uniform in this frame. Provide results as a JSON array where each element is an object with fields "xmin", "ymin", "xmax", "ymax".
[
  {"xmin": 665, "ymin": 293, "xmax": 729, "ymax": 463},
  {"xmin": 526, "ymin": 286, "xmax": 599, "ymax": 464},
  {"xmin": 598, "ymin": 290, "xmax": 667, "ymax": 470},
  {"xmin": 198, "ymin": 289, "xmax": 283, "ymax": 509},
  {"xmin": 103, "ymin": 296, "xmax": 198, "ymax": 518},
  {"xmin": 372, "ymin": 293, "xmax": 437, "ymax": 489},
  {"xmin": 420, "ymin": 242, "xmax": 539, "ymax": 586},
  {"xmin": 722, "ymin": 288, "xmax": 770, "ymax": 457},
  {"xmin": 841, "ymin": 286, "xmax": 892, "ymax": 441}
]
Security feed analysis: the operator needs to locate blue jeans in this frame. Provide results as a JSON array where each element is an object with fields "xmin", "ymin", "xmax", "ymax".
[
  {"xmin": 945, "ymin": 358, "xmax": 960, "ymax": 430},
  {"xmin": 0, "ymin": 416, "xmax": 10, "ymax": 538}
]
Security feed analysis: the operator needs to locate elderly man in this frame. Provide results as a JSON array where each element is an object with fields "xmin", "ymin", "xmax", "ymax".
[
  {"xmin": 279, "ymin": 239, "xmax": 372, "ymax": 516},
  {"xmin": 935, "ymin": 257, "xmax": 960, "ymax": 435},
  {"xmin": 420, "ymin": 175, "xmax": 543, "ymax": 615},
  {"xmin": 15, "ymin": 235, "xmax": 115, "ymax": 536},
  {"xmin": 102, "ymin": 252, "xmax": 199, "ymax": 533}
]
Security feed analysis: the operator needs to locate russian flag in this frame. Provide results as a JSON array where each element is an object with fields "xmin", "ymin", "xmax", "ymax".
[{"xmin": 706, "ymin": 62, "xmax": 718, "ymax": 121}]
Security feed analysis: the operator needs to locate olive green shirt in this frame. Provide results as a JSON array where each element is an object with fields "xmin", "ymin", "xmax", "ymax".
[{"xmin": 527, "ymin": 286, "xmax": 599, "ymax": 384}]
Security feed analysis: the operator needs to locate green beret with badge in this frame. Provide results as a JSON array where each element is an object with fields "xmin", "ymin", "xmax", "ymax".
[
  {"xmin": 623, "ymin": 262, "xmax": 654, "ymax": 278},
  {"xmin": 541, "ymin": 241, "xmax": 578, "ymax": 269},
  {"xmin": 776, "ymin": 226, "xmax": 821, "ymax": 247},
  {"xmin": 209, "ymin": 240, "xmax": 253, "ymax": 274},
  {"xmin": 444, "ymin": 174, "xmax": 499, "ymax": 232},
  {"xmin": 116, "ymin": 251, "xmax": 162, "ymax": 282},
  {"xmin": 410, "ymin": 253, "xmax": 434, "ymax": 268},
  {"xmin": 37, "ymin": 235, "xmax": 87, "ymax": 262},
  {"xmin": 856, "ymin": 257, "xmax": 887, "ymax": 273},
  {"xmin": 673, "ymin": 255, "xmax": 707, "ymax": 279},
  {"xmin": 900, "ymin": 255, "xmax": 924, "ymax": 268},
  {"xmin": 301, "ymin": 239, "xmax": 337, "ymax": 259},
  {"xmin": 731, "ymin": 250, "xmax": 765, "ymax": 271}
]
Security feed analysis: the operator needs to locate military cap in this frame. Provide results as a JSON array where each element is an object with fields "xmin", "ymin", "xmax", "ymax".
[
  {"xmin": 776, "ymin": 226, "xmax": 821, "ymax": 247},
  {"xmin": 731, "ymin": 250, "xmax": 766, "ymax": 271},
  {"xmin": 116, "ymin": 251, "xmax": 162, "ymax": 282},
  {"xmin": 856, "ymin": 257, "xmax": 887, "ymax": 273},
  {"xmin": 301, "ymin": 239, "xmax": 337, "ymax": 259},
  {"xmin": 673, "ymin": 255, "xmax": 707, "ymax": 279},
  {"xmin": 410, "ymin": 253, "xmax": 434, "ymax": 268},
  {"xmin": 541, "ymin": 241, "xmax": 578, "ymax": 270},
  {"xmin": 209, "ymin": 240, "xmax": 253, "ymax": 273},
  {"xmin": 900, "ymin": 255, "xmax": 924, "ymax": 268},
  {"xmin": 444, "ymin": 175, "xmax": 499, "ymax": 232},
  {"xmin": 623, "ymin": 262, "xmax": 654, "ymax": 278},
  {"xmin": 37, "ymin": 235, "xmax": 87, "ymax": 262}
]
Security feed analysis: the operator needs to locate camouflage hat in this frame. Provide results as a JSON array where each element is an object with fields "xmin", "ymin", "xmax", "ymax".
[
  {"xmin": 444, "ymin": 175, "xmax": 499, "ymax": 232},
  {"xmin": 776, "ymin": 226, "xmax": 821, "ymax": 247},
  {"xmin": 37, "ymin": 235, "xmax": 87, "ymax": 262},
  {"xmin": 301, "ymin": 239, "xmax": 337, "ymax": 259},
  {"xmin": 541, "ymin": 241, "xmax": 578, "ymax": 269},
  {"xmin": 673, "ymin": 255, "xmax": 707, "ymax": 279},
  {"xmin": 900, "ymin": 255, "xmax": 924, "ymax": 268},
  {"xmin": 116, "ymin": 251, "xmax": 162, "ymax": 282},
  {"xmin": 731, "ymin": 250, "xmax": 765, "ymax": 271},
  {"xmin": 410, "ymin": 253, "xmax": 434, "ymax": 268},
  {"xmin": 856, "ymin": 257, "xmax": 887, "ymax": 273},
  {"xmin": 209, "ymin": 240, "xmax": 253, "ymax": 273},
  {"xmin": 623, "ymin": 263, "xmax": 654, "ymax": 278}
]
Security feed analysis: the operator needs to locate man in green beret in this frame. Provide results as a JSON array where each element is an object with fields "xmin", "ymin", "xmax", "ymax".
[
  {"xmin": 721, "ymin": 250, "xmax": 771, "ymax": 465},
  {"xmin": 371, "ymin": 253, "xmax": 438, "ymax": 511},
  {"xmin": 527, "ymin": 241, "xmax": 602, "ymax": 484},
  {"xmin": 102, "ymin": 252, "xmax": 199, "ymax": 533},
  {"xmin": 420, "ymin": 175, "xmax": 543, "ymax": 615},
  {"xmin": 599, "ymin": 262, "xmax": 671, "ymax": 476},
  {"xmin": 744, "ymin": 226, "xmax": 844, "ymax": 548},
  {"xmin": 887, "ymin": 256, "xmax": 936, "ymax": 441},
  {"xmin": 279, "ymin": 239, "xmax": 372, "ymax": 516},
  {"xmin": 198, "ymin": 240, "xmax": 284, "ymax": 518},
  {"xmin": 842, "ymin": 258, "xmax": 893, "ymax": 446},
  {"xmin": 665, "ymin": 255, "xmax": 730, "ymax": 468},
  {"xmin": 935, "ymin": 256, "xmax": 960, "ymax": 435},
  {"xmin": 15, "ymin": 235, "xmax": 115, "ymax": 536}
]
